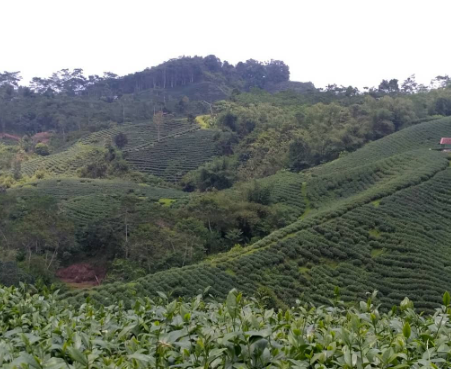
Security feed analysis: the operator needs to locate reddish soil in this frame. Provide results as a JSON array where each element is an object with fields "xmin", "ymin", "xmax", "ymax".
[
  {"xmin": 56, "ymin": 263, "xmax": 107, "ymax": 288},
  {"xmin": 0, "ymin": 133, "xmax": 20, "ymax": 141},
  {"xmin": 32, "ymin": 131, "xmax": 52, "ymax": 144},
  {"xmin": 0, "ymin": 132, "xmax": 52, "ymax": 144}
]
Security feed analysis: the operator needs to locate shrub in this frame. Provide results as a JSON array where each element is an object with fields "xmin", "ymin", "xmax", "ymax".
[
  {"xmin": 35, "ymin": 143, "xmax": 50, "ymax": 156},
  {"xmin": 114, "ymin": 132, "xmax": 128, "ymax": 149}
]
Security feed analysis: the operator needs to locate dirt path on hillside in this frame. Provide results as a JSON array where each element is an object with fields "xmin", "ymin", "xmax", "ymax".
[{"xmin": 0, "ymin": 133, "xmax": 20, "ymax": 141}]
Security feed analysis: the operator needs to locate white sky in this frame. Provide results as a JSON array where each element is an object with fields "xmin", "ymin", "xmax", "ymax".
[{"xmin": 2, "ymin": 0, "xmax": 451, "ymax": 89}]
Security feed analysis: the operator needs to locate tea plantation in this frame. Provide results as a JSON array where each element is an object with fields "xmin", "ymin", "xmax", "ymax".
[
  {"xmin": 126, "ymin": 129, "xmax": 225, "ymax": 182},
  {"xmin": 0, "ymin": 136, "xmax": 19, "ymax": 146},
  {"xmin": 10, "ymin": 178, "xmax": 188, "ymax": 228},
  {"xmin": 18, "ymin": 118, "xmax": 223, "ymax": 182},
  {"xmin": 11, "ymin": 178, "xmax": 185, "ymax": 200},
  {"xmin": 20, "ymin": 144, "xmax": 99, "ymax": 177},
  {"xmin": 2, "ymin": 286, "xmax": 451, "ymax": 368},
  {"xmin": 61, "ymin": 116, "xmax": 451, "ymax": 312}
]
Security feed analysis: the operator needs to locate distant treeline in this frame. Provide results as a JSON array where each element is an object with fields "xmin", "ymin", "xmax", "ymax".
[
  {"xmin": 1, "ymin": 55, "xmax": 290, "ymax": 97},
  {"xmin": 0, "ymin": 56, "xmax": 291, "ymax": 134}
]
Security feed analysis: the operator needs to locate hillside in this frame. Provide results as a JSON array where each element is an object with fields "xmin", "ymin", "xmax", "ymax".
[
  {"xmin": 58, "ymin": 116, "xmax": 451, "ymax": 311},
  {"xmin": 10, "ymin": 178, "xmax": 188, "ymax": 228},
  {"xmin": 17, "ymin": 117, "xmax": 227, "ymax": 182},
  {"xmin": 2, "ymin": 56, "xmax": 451, "ymax": 315}
]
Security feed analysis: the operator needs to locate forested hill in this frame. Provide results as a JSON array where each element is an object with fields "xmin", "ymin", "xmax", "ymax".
[
  {"xmin": 1, "ymin": 56, "xmax": 451, "ymax": 315},
  {"xmin": 0, "ymin": 56, "xmax": 313, "ymax": 135}
]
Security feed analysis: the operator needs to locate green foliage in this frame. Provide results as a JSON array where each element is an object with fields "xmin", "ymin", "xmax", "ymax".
[
  {"xmin": 215, "ymin": 88, "xmax": 446, "ymax": 178},
  {"xmin": 114, "ymin": 132, "xmax": 128, "ymax": 148},
  {"xmin": 0, "ymin": 194, "xmax": 76, "ymax": 282},
  {"xmin": 3, "ymin": 287, "xmax": 451, "ymax": 368},
  {"xmin": 247, "ymin": 180, "xmax": 271, "ymax": 205},
  {"xmin": 34, "ymin": 142, "xmax": 50, "ymax": 156},
  {"xmin": 4, "ymin": 58, "xmax": 451, "ymax": 316},
  {"xmin": 61, "ymin": 117, "xmax": 451, "ymax": 311},
  {"xmin": 181, "ymin": 157, "xmax": 238, "ymax": 191},
  {"xmin": 104, "ymin": 258, "xmax": 146, "ymax": 282},
  {"xmin": 0, "ymin": 261, "xmax": 33, "ymax": 286}
]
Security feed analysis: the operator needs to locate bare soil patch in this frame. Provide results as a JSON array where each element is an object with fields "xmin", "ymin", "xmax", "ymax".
[{"xmin": 56, "ymin": 262, "xmax": 106, "ymax": 288}]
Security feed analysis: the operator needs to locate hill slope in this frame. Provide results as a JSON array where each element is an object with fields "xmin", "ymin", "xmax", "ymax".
[
  {"xmin": 10, "ymin": 178, "xmax": 187, "ymax": 228},
  {"xmin": 19, "ymin": 118, "xmax": 225, "ymax": 182},
  {"xmin": 62, "ymin": 117, "xmax": 451, "ymax": 311}
]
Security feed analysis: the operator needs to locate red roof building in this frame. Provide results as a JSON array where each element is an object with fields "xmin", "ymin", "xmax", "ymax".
[{"xmin": 440, "ymin": 138, "xmax": 451, "ymax": 145}]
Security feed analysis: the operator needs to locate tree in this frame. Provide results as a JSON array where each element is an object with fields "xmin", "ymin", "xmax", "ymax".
[
  {"xmin": 288, "ymin": 137, "xmax": 313, "ymax": 171},
  {"xmin": 265, "ymin": 60, "xmax": 290, "ymax": 84},
  {"xmin": 35, "ymin": 143, "xmax": 50, "ymax": 156},
  {"xmin": 0, "ymin": 71, "xmax": 22, "ymax": 87},
  {"xmin": 345, "ymin": 86, "xmax": 359, "ymax": 97},
  {"xmin": 119, "ymin": 195, "xmax": 139, "ymax": 259},
  {"xmin": 177, "ymin": 96, "xmax": 190, "ymax": 114},
  {"xmin": 378, "ymin": 79, "xmax": 399, "ymax": 94},
  {"xmin": 236, "ymin": 59, "xmax": 267, "ymax": 89},
  {"xmin": 372, "ymin": 108, "xmax": 395, "ymax": 138},
  {"xmin": 114, "ymin": 132, "xmax": 128, "ymax": 149},
  {"xmin": 10, "ymin": 196, "xmax": 75, "ymax": 271},
  {"xmin": 401, "ymin": 75, "xmax": 418, "ymax": 94},
  {"xmin": 434, "ymin": 97, "xmax": 451, "ymax": 116},
  {"xmin": 203, "ymin": 55, "xmax": 222, "ymax": 72},
  {"xmin": 431, "ymin": 75, "xmax": 450, "ymax": 89}
]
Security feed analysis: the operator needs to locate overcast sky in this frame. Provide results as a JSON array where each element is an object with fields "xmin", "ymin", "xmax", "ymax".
[{"xmin": 2, "ymin": 0, "xmax": 450, "ymax": 89}]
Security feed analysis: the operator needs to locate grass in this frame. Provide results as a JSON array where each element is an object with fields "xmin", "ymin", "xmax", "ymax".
[
  {"xmin": 195, "ymin": 115, "xmax": 213, "ymax": 129},
  {"xmin": 369, "ymin": 228, "xmax": 381, "ymax": 238},
  {"xmin": 158, "ymin": 198, "xmax": 176, "ymax": 207},
  {"xmin": 371, "ymin": 248, "xmax": 385, "ymax": 258}
]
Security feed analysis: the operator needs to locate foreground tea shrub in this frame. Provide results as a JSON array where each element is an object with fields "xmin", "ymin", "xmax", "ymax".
[{"xmin": 2, "ymin": 286, "xmax": 451, "ymax": 368}]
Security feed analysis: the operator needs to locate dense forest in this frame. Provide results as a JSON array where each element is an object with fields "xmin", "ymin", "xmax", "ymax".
[{"xmin": 0, "ymin": 56, "xmax": 293, "ymax": 134}]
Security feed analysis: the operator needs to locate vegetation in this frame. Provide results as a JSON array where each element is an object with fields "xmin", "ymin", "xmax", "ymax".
[
  {"xmin": 3, "ymin": 286, "xmax": 451, "ymax": 368},
  {"xmin": 1, "ymin": 170, "xmax": 296, "ymax": 282},
  {"xmin": 0, "ymin": 57, "xmax": 291, "ymax": 137},
  {"xmin": 2, "ymin": 56, "xmax": 451, "ymax": 325},
  {"xmin": 59, "ymin": 116, "xmax": 451, "ymax": 312}
]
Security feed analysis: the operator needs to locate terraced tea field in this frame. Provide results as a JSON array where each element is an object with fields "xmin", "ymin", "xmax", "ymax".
[
  {"xmin": 11, "ymin": 178, "xmax": 188, "ymax": 227},
  {"xmin": 18, "ymin": 118, "xmax": 222, "ymax": 181},
  {"xmin": 62, "ymin": 117, "xmax": 451, "ymax": 311},
  {"xmin": 11, "ymin": 178, "xmax": 185, "ymax": 199},
  {"xmin": 0, "ymin": 136, "xmax": 19, "ymax": 146},
  {"xmin": 126, "ymin": 129, "xmax": 224, "ymax": 182},
  {"xmin": 20, "ymin": 144, "xmax": 102, "ymax": 177},
  {"xmin": 78, "ymin": 119, "xmax": 196, "ymax": 152},
  {"xmin": 255, "ymin": 171, "xmax": 307, "ymax": 221}
]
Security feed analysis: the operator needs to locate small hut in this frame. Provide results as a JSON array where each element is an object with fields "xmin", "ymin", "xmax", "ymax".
[{"xmin": 440, "ymin": 138, "xmax": 451, "ymax": 151}]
